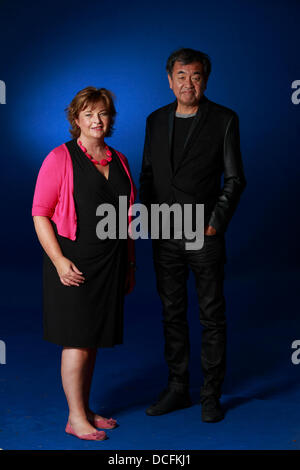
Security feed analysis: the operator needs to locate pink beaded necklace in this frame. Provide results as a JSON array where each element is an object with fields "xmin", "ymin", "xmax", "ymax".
[{"xmin": 77, "ymin": 139, "xmax": 112, "ymax": 167}]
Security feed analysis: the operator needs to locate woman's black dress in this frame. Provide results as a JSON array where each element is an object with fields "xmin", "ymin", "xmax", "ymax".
[{"xmin": 43, "ymin": 139, "xmax": 131, "ymax": 348}]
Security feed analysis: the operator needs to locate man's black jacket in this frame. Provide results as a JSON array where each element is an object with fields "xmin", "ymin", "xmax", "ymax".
[{"xmin": 139, "ymin": 96, "xmax": 247, "ymax": 234}]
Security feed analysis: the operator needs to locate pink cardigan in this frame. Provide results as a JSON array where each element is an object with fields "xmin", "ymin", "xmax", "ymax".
[{"xmin": 32, "ymin": 143, "xmax": 137, "ymax": 263}]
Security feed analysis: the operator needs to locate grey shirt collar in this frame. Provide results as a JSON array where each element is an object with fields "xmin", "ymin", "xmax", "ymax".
[{"xmin": 175, "ymin": 111, "xmax": 197, "ymax": 118}]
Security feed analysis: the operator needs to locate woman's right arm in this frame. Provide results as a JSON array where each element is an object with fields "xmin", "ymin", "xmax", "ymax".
[
  {"xmin": 32, "ymin": 151, "xmax": 84, "ymax": 287},
  {"xmin": 33, "ymin": 216, "xmax": 85, "ymax": 287}
]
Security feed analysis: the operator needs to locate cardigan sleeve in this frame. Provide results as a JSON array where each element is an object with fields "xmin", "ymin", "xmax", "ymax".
[
  {"xmin": 32, "ymin": 150, "xmax": 62, "ymax": 217},
  {"xmin": 114, "ymin": 150, "xmax": 137, "ymax": 265},
  {"xmin": 116, "ymin": 152, "xmax": 137, "ymax": 199}
]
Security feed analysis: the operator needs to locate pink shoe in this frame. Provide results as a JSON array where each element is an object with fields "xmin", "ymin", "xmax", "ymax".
[
  {"xmin": 92, "ymin": 416, "xmax": 118, "ymax": 429},
  {"xmin": 65, "ymin": 422, "xmax": 107, "ymax": 441}
]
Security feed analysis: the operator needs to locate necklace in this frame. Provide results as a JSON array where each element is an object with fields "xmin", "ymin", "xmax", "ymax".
[{"xmin": 77, "ymin": 140, "xmax": 112, "ymax": 167}]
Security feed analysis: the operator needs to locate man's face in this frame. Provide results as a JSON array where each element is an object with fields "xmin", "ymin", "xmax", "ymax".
[{"xmin": 168, "ymin": 61, "xmax": 207, "ymax": 108}]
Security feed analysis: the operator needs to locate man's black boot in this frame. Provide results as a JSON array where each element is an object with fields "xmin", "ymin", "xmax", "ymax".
[
  {"xmin": 201, "ymin": 396, "xmax": 224, "ymax": 422},
  {"xmin": 146, "ymin": 387, "xmax": 192, "ymax": 416}
]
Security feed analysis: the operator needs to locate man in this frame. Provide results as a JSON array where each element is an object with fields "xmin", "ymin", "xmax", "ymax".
[{"xmin": 139, "ymin": 48, "xmax": 246, "ymax": 422}]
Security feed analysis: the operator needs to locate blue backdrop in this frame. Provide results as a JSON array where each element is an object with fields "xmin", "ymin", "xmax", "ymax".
[
  {"xmin": 1, "ymin": 0, "xmax": 299, "ymax": 273},
  {"xmin": 0, "ymin": 0, "xmax": 300, "ymax": 450}
]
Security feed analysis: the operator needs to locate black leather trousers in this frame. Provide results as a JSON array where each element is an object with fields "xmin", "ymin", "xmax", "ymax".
[{"xmin": 152, "ymin": 235, "xmax": 227, "ymax": 401}]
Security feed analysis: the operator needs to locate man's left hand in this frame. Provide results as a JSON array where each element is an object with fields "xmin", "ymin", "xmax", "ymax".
[{"xmin": 204, "ymin": 225, "xmax": 217, "ymax": 236}]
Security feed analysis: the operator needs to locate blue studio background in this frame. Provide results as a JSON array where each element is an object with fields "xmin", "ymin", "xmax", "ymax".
[{"xmin": 0, "ymin": 0, "xmax": 300, "ymax": 450}]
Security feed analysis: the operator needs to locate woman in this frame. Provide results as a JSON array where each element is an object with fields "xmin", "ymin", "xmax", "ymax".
[{"xmin": 32, "ymin": 87, "xmax": 136, "ymax": 441}]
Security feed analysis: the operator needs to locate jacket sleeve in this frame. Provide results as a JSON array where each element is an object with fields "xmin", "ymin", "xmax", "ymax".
[
  {"xmin": 139, "ymin": 118, "xmax": 153, "ymax": 209},
  {"xmin": 208, "ymin": 113, "xmax": 246, "ymax": 233},
  {"xmin": 32, "ymin": 150, "xmax": 62, "ymax": 217}
]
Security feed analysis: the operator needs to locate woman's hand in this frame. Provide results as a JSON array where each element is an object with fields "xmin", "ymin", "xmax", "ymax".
[
  {"xmin": 33, "ymin": 217, "xmax": 84, "ymax": 287},
  {"xmin": 54, "ymin": 256, "xmax": 85, "ymax": 287},
  {"xmin": 125, "ymin": 265, "xmax": 135, "ymax": 295}
]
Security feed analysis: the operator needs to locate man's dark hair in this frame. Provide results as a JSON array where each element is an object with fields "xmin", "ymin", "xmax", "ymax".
[{"xmin": 166, "ymin": 48, "xmax": 211, "ymax": 78}]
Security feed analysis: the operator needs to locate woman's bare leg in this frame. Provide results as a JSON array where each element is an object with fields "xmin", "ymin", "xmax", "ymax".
[
  {"xmin": 61, "ymin": 347, "xmax": 99, "ymax": 435},
  {"xmin": 83, "ymin": 350, "xmax": 112, "ymax": 422},
  {"xmin": 83, "ymin": 348, "xmax": 97, "ymax": 417}
]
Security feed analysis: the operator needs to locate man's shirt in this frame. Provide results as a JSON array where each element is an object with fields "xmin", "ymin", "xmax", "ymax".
[{"xmin": 171, "ymin": 112, "xmax": 196, "ymax": 172}]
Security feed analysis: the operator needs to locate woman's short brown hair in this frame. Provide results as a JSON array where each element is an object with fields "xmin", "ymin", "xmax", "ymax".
[{"xmin": 66, "ymin": 86, "xmax": 116, "ymax": 138}]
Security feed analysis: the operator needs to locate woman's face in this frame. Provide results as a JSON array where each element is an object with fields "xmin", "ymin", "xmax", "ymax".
[{"xmin": 75, "ymin": 100, "xmax": 111, "ymax": 140}]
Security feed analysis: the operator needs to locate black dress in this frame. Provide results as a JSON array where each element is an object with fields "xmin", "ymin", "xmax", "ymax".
[{"xmin": 42, "ymin": 139, "xmax": 131, "ymax": 348}]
